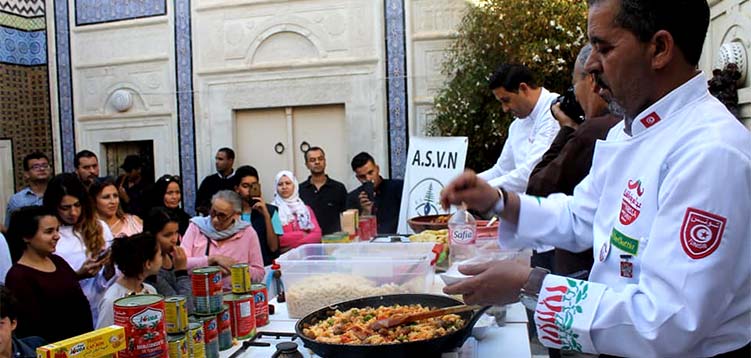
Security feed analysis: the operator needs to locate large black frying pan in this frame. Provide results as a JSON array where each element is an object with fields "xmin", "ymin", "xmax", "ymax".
[{"xmin": 295, "ymin": 294, "xmax": 490, "ymax": 358}]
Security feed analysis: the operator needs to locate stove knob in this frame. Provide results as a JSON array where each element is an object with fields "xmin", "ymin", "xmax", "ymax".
[{"xmin": 272, "ymin": 341, "xmax": 304, "ymax": 358}]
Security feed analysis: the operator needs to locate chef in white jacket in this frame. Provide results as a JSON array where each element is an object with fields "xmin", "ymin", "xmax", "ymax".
[
  {"xmin": 441, "ymin": 0, "xmax": 751, "ymax": 356},
  {"xmin": 478, "ymin": 63, "xmax": 560, "ymax": 193}
]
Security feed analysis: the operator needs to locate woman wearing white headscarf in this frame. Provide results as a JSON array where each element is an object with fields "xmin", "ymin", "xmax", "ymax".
[{"xmin": 273, "ymin": 170, "xmax": 321, "ymax": 252}]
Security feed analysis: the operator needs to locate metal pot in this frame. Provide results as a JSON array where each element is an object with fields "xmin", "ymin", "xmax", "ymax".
[{"xmin": 295, "ymin": 294, "xmax": 490, "ymax": 358}]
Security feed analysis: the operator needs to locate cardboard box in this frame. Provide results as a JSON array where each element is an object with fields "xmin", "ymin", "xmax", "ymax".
[
  {"xmin": 37, "ymin": 325, "xmax": 125, "ymax": 358},
  {"xmin": 340, "ymin": 209, "xmax": 359, "ymax": 236}
]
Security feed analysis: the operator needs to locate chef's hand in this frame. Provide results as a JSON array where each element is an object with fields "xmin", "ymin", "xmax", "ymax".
[
  {"xmin": 358, "ymin": 191, "xmax": 373, "ymax": 215},
  {"xmin": 443, "ymin": 260, "xmax": 532, "ymax": 306},
  {"xmin": 551, "ymin": 103, "xmax": 579, "ymax": 129},
  {"xmin": 440, "ymin": 170, "xmax": 498, "ymax": 212}
]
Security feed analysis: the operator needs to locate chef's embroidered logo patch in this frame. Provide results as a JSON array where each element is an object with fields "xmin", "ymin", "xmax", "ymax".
[
  {"xmin": 640, "ymin": 112, "xmax": 661, "ymax": 128},
  {"xmin": 680, "ymin": 208, "xmax": 726, "ymax": 259},
  {"xmin": 619, "ymin": 179, "xmax": 644, "ymax": 225}
]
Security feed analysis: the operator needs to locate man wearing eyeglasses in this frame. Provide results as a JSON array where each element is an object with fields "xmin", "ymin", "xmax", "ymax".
[{"xmin": 4, "ymin": 152, "xmax": 51, "ymax": 227}]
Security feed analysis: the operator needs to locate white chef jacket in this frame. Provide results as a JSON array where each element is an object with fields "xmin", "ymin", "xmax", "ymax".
[
  {"xmin": 478, "ymin": 87, "xmax": 560, "ymax": 192},
  {"xmin": 499, "ymin": 73, "xmax": 751, "ymax": 356},
  {"xmin": 56, "ymin": 221, "xmax": 115, "ymax": 326}
]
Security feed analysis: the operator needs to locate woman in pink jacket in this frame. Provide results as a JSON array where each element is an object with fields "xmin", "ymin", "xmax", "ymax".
[
  {"xmin": 273, "ymin": 171, "xmax": 321, "ymax": 252},
  {"xmin": 181, "ymin": 190, "xmax": 264, "ymax": 288}
]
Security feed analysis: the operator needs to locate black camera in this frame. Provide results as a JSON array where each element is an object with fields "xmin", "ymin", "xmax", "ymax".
[{"xmin": 551, "ymin": 86, "xmax": 585, "ymax": 124}]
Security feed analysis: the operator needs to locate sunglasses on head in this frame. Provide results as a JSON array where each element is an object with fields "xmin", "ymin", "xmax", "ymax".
[{"xmin": 160, "ymin": 175, "xmax": 181, "ymax": 182}]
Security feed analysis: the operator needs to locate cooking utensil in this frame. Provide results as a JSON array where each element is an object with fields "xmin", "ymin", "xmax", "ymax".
[
  {"xmin": 368, "ymin": 304, "xmax": 482, "ymax": 330},
  {"xmin": 295, "ymin": 294, "xmax": 490, "ymax": 358}
]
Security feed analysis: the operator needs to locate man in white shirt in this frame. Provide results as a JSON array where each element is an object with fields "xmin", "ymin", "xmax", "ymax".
[
  {"xmin": 440, "ymin": 0, "xmax": 751, "ymax": 356},
  {"xmin": 478, "ymin": 64, "xmax": 560, "ymax": 192}
]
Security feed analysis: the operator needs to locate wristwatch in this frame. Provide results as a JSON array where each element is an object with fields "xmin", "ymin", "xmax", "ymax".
[{"xmin": 519, "ymin": 267, "xmax": 551, "ymax": 311}]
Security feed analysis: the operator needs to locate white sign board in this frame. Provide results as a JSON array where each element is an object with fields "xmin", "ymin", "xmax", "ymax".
[{"xmin": 397, "ymin": 136, "xmax": 468, "ymax": 234}]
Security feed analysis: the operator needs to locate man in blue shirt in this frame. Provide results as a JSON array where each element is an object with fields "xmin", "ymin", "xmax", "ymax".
[{"xmin": 5, "ymin": 152, "xmax": 50, "ymax": 227}]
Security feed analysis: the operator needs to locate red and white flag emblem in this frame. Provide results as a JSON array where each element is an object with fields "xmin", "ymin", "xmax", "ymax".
[
  {"xmin": 680, "ymin": 208, "xmax": 726, "ymax": 259},
  {"xmin": 640, "ymin": 112, "xmax": 661, "ymax": 128}
]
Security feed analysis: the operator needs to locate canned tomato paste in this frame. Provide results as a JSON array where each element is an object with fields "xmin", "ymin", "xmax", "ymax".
[
  {"xmin": 186, "ymin": 323, "xmax": 204, "ymax": 358},
  {"xmin": 230, "ymin": 263, "xmax": 252, "ymax": 294},
  {"xmin": 167, "ymin": 334, "xmax": 187, "ymax": 358},
  {"xmin": 192, "ymin": 267, "xmax": 223, "ymax": 314},
  {"xmin": 223, "ymin": 293, "xmax": 255, "ymax": 339},
  {"xmin": 114, "ymin": 294, "xmax": 168, "ymax": 358},
  {"xmin": 165, "ymin": 296, "xmax": 188, "ymax": 334},
  {"xmin": 250, "ymin": 284, "xmax": 269, "ymax": 327},
  {"xmin": 216, "ymin": 305, "xmax": 233, "ymax": 351}
]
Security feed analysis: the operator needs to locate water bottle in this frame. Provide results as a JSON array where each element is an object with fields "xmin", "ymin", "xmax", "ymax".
[{"xmin": 448, "ymin": 205, "xmax": 477, "ymax": 266}]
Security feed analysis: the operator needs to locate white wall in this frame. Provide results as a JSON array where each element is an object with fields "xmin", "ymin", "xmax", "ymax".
[
  {"xmin": 705, "ymin": 0, "xmax": 750, "ymax": 128},
  {"xmin": 191, "ymin": 0, "xmax": 388, "ymax": 189}
]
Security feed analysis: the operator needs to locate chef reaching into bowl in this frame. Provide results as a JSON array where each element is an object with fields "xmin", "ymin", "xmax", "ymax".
[{"xmin": 439, "ymin": 0, "xmax": 750, "ymax": 356}]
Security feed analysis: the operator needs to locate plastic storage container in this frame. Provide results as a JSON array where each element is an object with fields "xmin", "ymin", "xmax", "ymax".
[{"xmin": 277, "ymin": 243, "xmax": 436, "ymax": 318}]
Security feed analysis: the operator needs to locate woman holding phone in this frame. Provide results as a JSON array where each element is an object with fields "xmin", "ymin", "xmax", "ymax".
[
  {"xmin": 273, "ymin": 170, "xmax": 321, "ymax": 252},
  {"xmin": 44, "ymin": 173, "xmax": 114, "ymax": 326}
]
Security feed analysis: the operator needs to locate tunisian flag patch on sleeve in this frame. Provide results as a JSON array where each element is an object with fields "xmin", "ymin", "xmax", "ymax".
[{"xmin": 680, "ymin": 207, "xmax": 727, "ymax": 259}]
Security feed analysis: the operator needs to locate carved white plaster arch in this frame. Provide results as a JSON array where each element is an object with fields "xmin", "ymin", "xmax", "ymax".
[{"xmin": 247, "ymin": 20, "xmax": 330, "ymax": 65}]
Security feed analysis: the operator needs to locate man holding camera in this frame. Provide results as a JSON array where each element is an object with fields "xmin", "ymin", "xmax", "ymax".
[
  {"xmin": 526, "ymin": 44, "xmax": 621, "ymax": 279},
  {"xmin": 346, "ymin": 152, "xmax": 403, "ymax": 234},
  {"xmin": 234, "ymin": 165, "xmax": 283, "ymax": 266}
]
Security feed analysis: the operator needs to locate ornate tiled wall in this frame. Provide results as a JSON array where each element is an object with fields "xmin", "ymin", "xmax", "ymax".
[
  {"xmin": 0, "ymin": 0, "xmax": 52, "ymax": 189},
  {"xmin": 75, "ymin": 0, "xmax": 166, "ymax": 26},
  {"xmin": 385, "ymin": 0, "xmax": 408, "ymax": 179},
  {"xmin": 175, "ymin": 0, "xmax": 197, "ymax": 216}
]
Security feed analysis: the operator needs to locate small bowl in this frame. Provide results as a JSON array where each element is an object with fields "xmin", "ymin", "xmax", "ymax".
[{"xmin": 407, "ymin": 214, "xmax": 451, "ymax": 233}]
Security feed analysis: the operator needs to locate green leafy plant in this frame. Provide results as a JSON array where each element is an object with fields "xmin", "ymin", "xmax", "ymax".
[{"xmin": 428, "ymin": 0, "xmax": 588, "ymax": 171}]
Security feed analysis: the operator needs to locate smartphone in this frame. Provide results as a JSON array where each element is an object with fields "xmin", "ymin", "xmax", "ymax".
[
  {"xmin": 362, "ymin": 181, "xmax": 375, "ymax": 201},
  {"xmin": 249, "ymin": 182, "xmax": 262, "ymax": 198},
  {"xmin": 95, "ymin": 248, "xmax": 110, "ymax": 261}
]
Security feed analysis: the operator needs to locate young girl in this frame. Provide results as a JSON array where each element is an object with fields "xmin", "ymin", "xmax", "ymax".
[
  {"xmin": 143, "ymin": 207, "xmax": 193, "ymax": 312},
  {"xmin": 5, "ymin": 206, "xmax": 93, "ymax": 343},
  {"xmin": 96, "ymin": 233, "xmax": 162, "ymax": 328},
  {"xmin": 273, "ymin": 170, "xmax": 322, "ymax": 252},
  {"xmin": 145, "ymin": 175, "xmax": 191, "ymax": 235}
]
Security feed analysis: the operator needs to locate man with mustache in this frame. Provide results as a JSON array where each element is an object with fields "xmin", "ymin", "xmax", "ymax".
[
  {"xmin": 74, "ymin": 150, "xmax": 100, "ymax": 190},
  {"xmin": 441, "ymin": 0, "xmax": 751, "ymax": 356}
]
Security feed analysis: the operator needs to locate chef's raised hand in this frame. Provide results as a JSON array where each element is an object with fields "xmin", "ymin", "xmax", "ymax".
[
  {"xmin": 440, "ymin": 170, "xmax": 497, "ymax": 212},
  {"xmin": 443, "ymin": 259, "xmax": 531, "ymax": 306}
]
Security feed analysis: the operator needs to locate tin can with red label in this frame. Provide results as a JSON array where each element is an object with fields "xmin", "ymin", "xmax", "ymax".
[
  {"xmin": 192, "ymin": 315, "xmax": 218, "ymax": 358},
  {"xmin": 223, "ymin": 293, "xmax": 255, "ymax": 339},
  {"xmin": 365, "ymin": 215, "xmax": 378, "ymax": 236},
  {"xmin": 250, "ymin": 284, "xmax": 269, "ymax": 327},
  {"xmin": 216, "ymin": 305, "xmax": 232, "ymax": 351},
  {"xmin": 114, "ymin": 294, "xmax": 168, "ymax": 358},
  {"xmin": 192, "ymin": 267, "xmax": 223, "ymax": 314}
]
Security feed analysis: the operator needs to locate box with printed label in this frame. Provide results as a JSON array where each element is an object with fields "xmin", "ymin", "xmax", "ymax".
[{"xmin": 36, "ymin": 325, "xmax": 125, "ymax": 358}]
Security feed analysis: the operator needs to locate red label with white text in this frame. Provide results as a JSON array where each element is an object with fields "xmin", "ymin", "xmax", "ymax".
[{"xmin": 619, "ymin": 180, "xmax": 645, "ymax": 225}]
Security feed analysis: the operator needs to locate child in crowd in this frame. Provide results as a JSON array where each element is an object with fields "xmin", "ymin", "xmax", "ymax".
[
  {"xmin": 96, "ymin": 233, "xmax": 162, "ymax": 328},
  {"xmin": 5, "ymin": 206, "xmax": 93, "ymax": 343},
  {"xmin": 0, "ymin": 285, "xmax": 45, "ymax": 358},
  {"xmin": 144, "ymin": 207, "xmax": 193, "ymax": 313}
]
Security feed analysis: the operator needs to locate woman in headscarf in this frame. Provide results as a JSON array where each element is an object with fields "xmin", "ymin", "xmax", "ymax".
[
  {"xmin": 180, "ymin": 190, "xmax": 264, "ymax": 289},
  {"xmin": 273, "ymin": 170, "xmax": 321, "ymax": 252}
]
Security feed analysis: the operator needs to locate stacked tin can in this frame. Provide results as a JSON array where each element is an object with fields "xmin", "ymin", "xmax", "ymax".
[
  {"xmin": 227, "ymin": 263, "xmax": 268, "ymax": 334},
  {"xmin": 165, "ymin": 296, "xmax": 191, "ymax": 358},
  {"xmin": 191, "ymin": 267, "xmax": 224, "ymax": 314}
]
